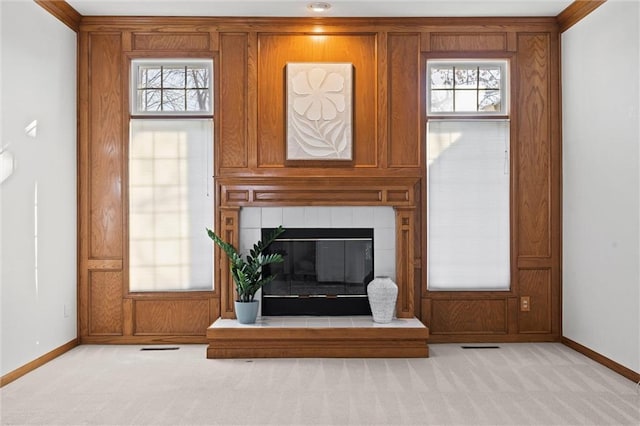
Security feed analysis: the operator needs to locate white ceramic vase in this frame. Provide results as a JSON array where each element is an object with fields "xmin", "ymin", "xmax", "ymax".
[{"xmin": 367, "ymin": 276, "xmax": 398, "ymax": 323}]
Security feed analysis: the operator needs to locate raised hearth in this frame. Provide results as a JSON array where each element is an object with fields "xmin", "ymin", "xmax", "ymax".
[{"xmin": 206, "ymin": 316, "xmax": 429, "ymax": 358}]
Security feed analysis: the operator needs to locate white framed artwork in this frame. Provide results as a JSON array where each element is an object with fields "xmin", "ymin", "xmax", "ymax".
[{"xmin": 286, "ymin": 62, "xmax": 353, "ymax": 161}]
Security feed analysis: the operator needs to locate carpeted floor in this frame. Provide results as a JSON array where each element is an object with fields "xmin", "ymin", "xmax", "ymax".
[{"xmin": 1, "ymin": 343, "xmax": 639, "ymax": 425}]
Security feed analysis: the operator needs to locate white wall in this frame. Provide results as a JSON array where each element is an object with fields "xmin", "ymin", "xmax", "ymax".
[
  {"xmin": 562, "ymin": 0, "xmax": 640, "ymax": 373},
  {"xmin": 1, "ymin": 1, "xmax": 77, "ymax": 376}
]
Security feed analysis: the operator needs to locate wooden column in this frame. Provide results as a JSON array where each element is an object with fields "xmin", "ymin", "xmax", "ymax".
[
  {"xmin": 395, "ymin": 207, "xmax": 415, "ymax": 318},
  {"xmin": 219, "ymin": 207, "xmax": 240, "ymax": 319}
]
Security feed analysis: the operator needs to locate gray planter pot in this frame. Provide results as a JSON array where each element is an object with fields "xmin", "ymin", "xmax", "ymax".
[
  {"xmin": 234, "ymin": 300, "xmax": 259, "ymax": 324},
  {"xmin": 367, "ymin": 276, "xmax": 398, "ymax": 323}
]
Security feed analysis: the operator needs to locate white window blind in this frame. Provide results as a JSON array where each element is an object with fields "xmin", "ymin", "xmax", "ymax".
[
  {"xmin": 427, "ymin": 120, "xmax": 510, "ymax": 291},
  {"xmin": 129, "ymin": 119, "xmax": 214, "ymax": 291}
]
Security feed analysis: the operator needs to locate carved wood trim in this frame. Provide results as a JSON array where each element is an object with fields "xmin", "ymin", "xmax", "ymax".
[{"xmin": 218, "ymin": 178, "xmax": 417, "ymax": 207}]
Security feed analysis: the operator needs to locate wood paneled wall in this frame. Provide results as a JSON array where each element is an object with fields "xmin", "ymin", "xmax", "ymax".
[
  {"xmin": 78, "ymin": 17, "xmax": 561, "ymax": 343},
  {"xmin": 257, "ymin": 34, "xmax": 377, "ymax": 167},
  {"xmin": 422, "ymin": 27, "xmax": 561, "ymax": 342}
]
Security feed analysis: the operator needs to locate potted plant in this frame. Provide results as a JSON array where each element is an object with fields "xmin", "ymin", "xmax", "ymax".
[{"xmin": 206, "ymin": 225, "xmax": 285, "ymax": 324}]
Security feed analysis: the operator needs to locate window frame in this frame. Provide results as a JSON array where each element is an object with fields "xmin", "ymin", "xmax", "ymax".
[
  {"xmin": 427, "ymin": 59, "xmax": 509, "ymax": 117},
  {"xmin": 425, "ymin": 56, "xmax": 514, "ymax": 294},
  {"xmin": 130, "ymin": 58, "xmax": 214, "ymax": 117},
  {"xmin": 126, "ymin": 56, "xmax": 216, "ymax": 295}
]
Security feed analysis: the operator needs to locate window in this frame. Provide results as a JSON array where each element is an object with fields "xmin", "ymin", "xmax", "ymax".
[
  {"xmin": 426, "ymin": 59, "xmax": 510, "ymax": 291},
  {"xmin": 131, "ymin": 60, "xmax": 212, "ymax": 115},
  {"xmin": 129, "ymin": 59, "xmax": 214, "ymax": 292},
  {"xmin": 428, "ymin": 60, "xmax": 508, "ymax": 115}
]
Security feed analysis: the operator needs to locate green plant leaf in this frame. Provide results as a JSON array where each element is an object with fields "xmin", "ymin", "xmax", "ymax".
[{"xmin": 206, "ymin": 226, "xmax": 286, "ymax": 301}]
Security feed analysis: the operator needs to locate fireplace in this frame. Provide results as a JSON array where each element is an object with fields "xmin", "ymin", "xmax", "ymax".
[
  {"xmin": 209, "ymin": 179, "xmax": 428, "ymax": 359},
  {"xmin": 261, "ymin": 228, "xmax": 374, "ymax": 315},
  {"xmin": 218, "ymin": 182, "xmax": 416, "ymax": 321}
]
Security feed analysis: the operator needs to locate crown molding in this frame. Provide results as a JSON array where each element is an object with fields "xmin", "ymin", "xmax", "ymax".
[
  {"xmin": 34, "ymin": 0, "xmax": 81, "ymax": 32},
  {"xmin": 557, "ymin": 0, "xmax": 606, "ymax": 32}
]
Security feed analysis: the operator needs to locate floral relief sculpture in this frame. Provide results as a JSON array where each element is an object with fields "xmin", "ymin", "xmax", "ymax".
[{"xmin": 286, "ymin": 63, "xmax": 353, "ymax": 160}]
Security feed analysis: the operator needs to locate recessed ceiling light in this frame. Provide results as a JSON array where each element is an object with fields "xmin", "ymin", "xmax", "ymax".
[{"xmin": 308, "ymin": 2, "xmax": 331, "ymax": 13}]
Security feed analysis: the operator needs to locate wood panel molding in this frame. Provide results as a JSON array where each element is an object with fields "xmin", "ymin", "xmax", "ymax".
[
  {"xmin": 376, "ymin": 31, "xmax": 389, "ymax": 168},
  {"xmin": 88, "ymin": 33, "xmax": 124, "ymax": 260},
  {"xmin": 89, "ymin": 271, "xmax": 124, "ymax": 335},
  {"xmin": 430, "ymin": 299, "xmax": 508, "ymax": 335},
  {"xmin": 395, "ymin": 207, "xmax": 416, "ymax": 318},
  {"xmin": 79, "ymin": 16, "xmax": 559, "ymax": 32},
  {"xmin": 517, "ymin": 256, "xmax": 553, "ymax": 269},
  {"xmin": 86, "ymin": 259, "xmax": 123, "ymax": 270},
  {"xmin": 429, "ymin": 332, "xmax": 558, "ymax": 344},
  {"xmin": 134, "ymin": 299, "xmax": 211, "ymax": 335},
  {"xmin": 388, "ymin": 33, "xmax": 421, "ymax": 168},
  {"xmin": 518, "ymin": 269, "xmax": 552, "ymax": 333},
  {"xmin": 78, "ymin": 26, "xmax": 225, "ymax": 343},
  {"xmin": 256, "ymin": 33, "xmax": 377, "ymax": 168},
  {"xmin": 132, "ymin": 32, "xmax": 211, "ymax": 51},
  {"xmin": 430, "ymin": 32, "xmax": 507, "ymax": 51},
  {"xmin": 0, "ymin": 339, "xmax": 78, "ymax": 387},
  {"xmin": 220, "ymin": 33, "xmax": 249, "ymax": 169},
  {"xmin": 35, "ymin": 0, "xmax": 81, "ymax": 32},
  {"xmin": 218, "ymin": 177, "xmax": 418, "ymax": 207},
  {"xmin": 80, "ymin": 335, "xmax": 208, "ymax": 344},
  {"xmin": 218, "ymin": 207, "xmax": 240, "ymax": 319},
  {"xmin": 77, "ymin": 17, "xmax": 561, "ymax": 345},
  {"xmin": 562, "ymin": 337, "xmax": 640, "ymax": 383},
  {"xmin": 517, "ymin": 33, "xmax": 552, "ymax": 258},
  {"xmin": 557, "ymin": 0, "xmax": 607, "ymax": 33}
]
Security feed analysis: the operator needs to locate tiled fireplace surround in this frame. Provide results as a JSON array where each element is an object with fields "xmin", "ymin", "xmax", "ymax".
[{"xmin": 238, "ymin": 206, "xmax": 397, "ymax": 317}]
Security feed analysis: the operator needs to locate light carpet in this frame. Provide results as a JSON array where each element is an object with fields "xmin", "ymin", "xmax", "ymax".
[{"xmin": 1, "ymin": 343, "xmax": 639, "ymax": 425}]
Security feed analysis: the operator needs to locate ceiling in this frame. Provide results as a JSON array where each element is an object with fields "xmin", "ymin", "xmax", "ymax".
[{"xmin": 65, "ymin": 0, "xmax": 574, "ymax": 18}]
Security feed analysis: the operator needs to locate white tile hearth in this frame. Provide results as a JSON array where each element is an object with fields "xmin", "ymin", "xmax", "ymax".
[{"xmin": 210, "ymin": 316, "xmax": 424, "ymax": 329}]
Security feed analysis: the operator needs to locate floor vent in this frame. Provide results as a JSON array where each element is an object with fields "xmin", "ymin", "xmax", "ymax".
[
  {"xmin": 140, "ymin": 347, "xmax": 180, "ymax": 351},
  {"xmin": 461, "ymin": 345, "xmax": 500, "ymax": 349}
]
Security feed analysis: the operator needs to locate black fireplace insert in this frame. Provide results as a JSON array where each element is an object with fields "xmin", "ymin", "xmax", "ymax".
[{"xmin": 261, "ymin": 228, "xmax": 374, "ymax": 316}]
